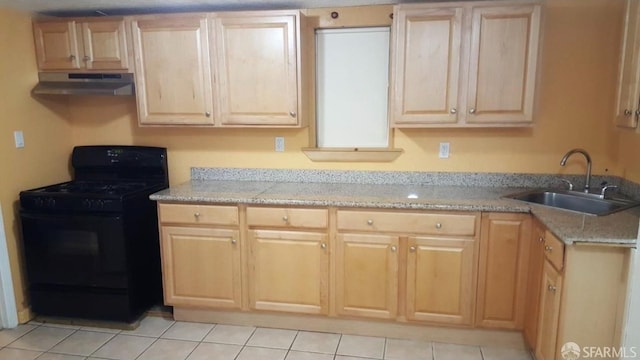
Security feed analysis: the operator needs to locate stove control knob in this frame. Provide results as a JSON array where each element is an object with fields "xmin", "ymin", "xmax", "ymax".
[
  {"xmin": 46, "ymin": 198, "xmax": 56, "ymax": 208},
  {"xmin": 34, "ymin": 198, "xmax": 44, "ymax": 208},
  {"xmin": 82, "ymin": 199, "xmax": 92, "ymax": 209},
  {"xmin": 96, "ymin": 200, "xmax": 104, "ymax": 209}
]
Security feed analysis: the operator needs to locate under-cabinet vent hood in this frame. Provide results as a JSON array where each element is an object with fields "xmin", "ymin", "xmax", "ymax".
[{"xmin": 32, "ymin": 72, "xmax": 135, "ymax": 96}]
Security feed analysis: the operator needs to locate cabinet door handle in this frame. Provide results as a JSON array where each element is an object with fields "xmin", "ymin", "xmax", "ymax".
[
  {"xmin": 231, "ymin": 239, "xmax": 237, "ymax": 244},
  {"xmin": 435, "ymin": 223, "xmax": 442, "ymax": 229},
  {"xmin": 289, "ymin": 111, "xmax": 296, "ymax": 117},
  {"xmin": 83, "ymin": 55, "xmax": 91, "ymax": 61},
  {"xmin": 282, "ymin": 215, "xmax": 289, "ymax": 222},
  {"xmin": 367, "ymin": 219, "xmax": 373, "ymax": 225},
  {"xmin": 625, "ymin": 109, "xmax": 632, "ymax": 116},
  {"xmin": 69, "ymin": 54, "xmax": 76, "ymax": 61},
  {"xmin": 320, "ymin": 243, "xmax": 327, "ymax": 249},
  {"xmin": 538, "ymin": 236, "xmax": 544, "ymax": 243},
  {"xmin": 469, "ymin": 108, "xmax": 476, "ymax": 114},
  {"xmin": 390, "ymin": 245, "xmax": 397, "ymax": 252},
  {"xmin": 409, "ymin": 246, "xmax": 416, "ymax": 252},
  {"xmin": 450, "ymin": 108, "xmax": 457, "ymax": 114},
  {"xmin": 205, "ymin": 111, "xmax": 211, "ymax": 117},
  {"xmin": 548, "ymin": 284, "xmax": 556, "ymax": 293},
  {"xmin": 545, "ymin": 245, "xmax": 553, "ymax": 252}
]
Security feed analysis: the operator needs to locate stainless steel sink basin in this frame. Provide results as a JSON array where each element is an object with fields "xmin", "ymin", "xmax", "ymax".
[{"xmin": 504, "ymin": 189, "xmax": 640, "ymax": 216}]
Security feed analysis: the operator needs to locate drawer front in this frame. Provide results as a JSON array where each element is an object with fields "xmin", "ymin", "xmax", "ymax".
[
  {"xmin": 337, "ymin": 210, "xmax": 477, "ymax": 236},
  {"xmin": 247, "ymin": 207, "xmax": 328, "ymax": 229},
  {"xmin": 159, "ymin": 203, "xmax": 238, "ymax": 226},
  {"xmin": 543, "ymin": 230, "xmax": 565, "ymax": 271}
]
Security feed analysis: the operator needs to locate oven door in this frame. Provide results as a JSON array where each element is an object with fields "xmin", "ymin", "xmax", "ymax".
[{"xmin": 20, "ymin": 212, "xmax": 128, "ymax": 289}]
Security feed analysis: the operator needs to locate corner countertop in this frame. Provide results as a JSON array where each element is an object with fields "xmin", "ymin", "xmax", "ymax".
[{"xmin": 150, "ymin": 179, "xmax": 640, "ymax": 247}]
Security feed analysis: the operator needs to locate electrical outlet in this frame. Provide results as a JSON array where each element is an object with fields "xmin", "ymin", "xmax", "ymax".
[
  {"xmin": 275, "ymin": 137, "xmax": 285, "ymax": 152},
  {"xmin": 14, "ymin": 131, "xmax": 24, "ymax": 148},
  {"xmin": 439, "ymin": 142, "xmax": 450, "ymax": 159}
]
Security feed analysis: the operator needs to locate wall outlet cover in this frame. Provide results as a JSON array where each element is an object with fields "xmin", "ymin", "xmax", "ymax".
[{"xmin": 439, "ymin": 142, "xmax": 450, "ymax": 159}]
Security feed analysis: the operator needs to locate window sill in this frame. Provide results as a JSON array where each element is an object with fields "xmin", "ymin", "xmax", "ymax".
[{"xmin": 301, "ymin": 148, "xmax": 403, "ymax": 162}]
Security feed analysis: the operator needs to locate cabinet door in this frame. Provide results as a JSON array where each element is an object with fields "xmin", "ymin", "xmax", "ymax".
[
  {"xmin": 466, "ymin": 5, "xmax": 540, "ymax": 124},
  {"xmin": 523, "ymin": 220, "xmax": 546, "ymax": 349},
  {"xmin": 535, "ymin": 260, "xmax": 563, "ymax": 360},
  {"xmin": 406, "ymin": 236, "xmax": 476, "ymax": 325},
  {"xmin": 335, "ymin": 233, "xmax": 399, "ymax": 319},
  {"xmin": 248, "ymin": 230, "xmax": 328, "ymax": 315},
  {"xmin": 615, "ymin": 0, "xmax": 640, "ymax": 128},
  {"xmin": 214, "ymin": 14, "xmax": 299, "ymax": 126},
  {"xmin": 33, "ymin": 21, "xmax": 81, "ymax": 70},
  {"xmin": 476, "ymin": 213, "xmax": 531, "ymax": 329},
  {"xmin": 161, "ymin": 226, "xmax": 241, "ymax": 309},
  {"xmin": 392, "ymin": 6, "xmax": 462, "ymax": 125},
  {"xmin": 132, "ymin": 16, "xmax": 214, "ymax": 125},
  {"xmin": 81, "ymin": 20, "xmax": 129, "ymax": 70}
]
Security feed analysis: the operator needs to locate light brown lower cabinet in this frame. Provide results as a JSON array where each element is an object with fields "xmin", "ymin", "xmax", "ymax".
[
  {"xmin": 475, "ymin": 213, "xmax": 531, "ymax": 329},
  {"xmin": 406, "ymin": 236, "xmax": 476, "ymax": 325},
  {"xmin": 535, "ymin": 259, "xmax": 563, "ymax": 360},
  {"xmin": 335, "ymin": 233, "xmax": 399, "ymax": 319},
  {"xmin": 160, "ymin": 226, "xmax": 242, "ymax": 309},
  {"xmin": 247, "ymin": 229, "xmax": 329, "ymax": 315},
  {"xmin": 523, "ymin": 219, "xmax": 546, "ymax": 349}
]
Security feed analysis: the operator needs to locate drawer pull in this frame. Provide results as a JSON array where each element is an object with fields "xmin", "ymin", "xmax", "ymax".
[
  {"xmin": 409, "ymin": 246, "xmax": 416, "ymax": 252},
  {"xmin": 367, "ymin": 219, "xmax": 373, "ymax": 225},
  {"xmin": 435, "ymin": 223, "xmax": 442, "ymax": 229},
  {"xmin": 320, "ymin": 243, "xmax": 327, "ymax": 249},
  {"xmin": 548, "ymin": 284, "xmax": 557, "ymax": 293},
  {"xmin": 282, "ymin": 215, "xmax": 289, "ymax": 222},
  {"xmin": 545, "ymin": 245, "xmax": 553, "ymax": 252},
  {"xmin": 390, "ymin": 245, "xmax": 397, "ymax": 252},
  {"xmin": 194, "ymin": 212, "xmax": 200, "ymax": 219},
  {"xmin": 231, "ymin": 239, "xmax": 237, "ymax": 244}
]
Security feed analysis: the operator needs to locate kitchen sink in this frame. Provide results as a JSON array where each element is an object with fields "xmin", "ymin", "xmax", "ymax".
[{"xmin": 504, "ymin": 189, "xmax": 640, "ymax": 216}]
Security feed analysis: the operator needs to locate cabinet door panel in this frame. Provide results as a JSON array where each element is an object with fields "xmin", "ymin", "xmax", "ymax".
[
  {"xmin": 615, "ymin": 0, "xmax": 640, "ymax": 128},
  {"xmin": 248, "ymin": 230, "xmax": 328, "ymax": 314},
  {"xmin": 82, "ymin": 20, "xmax": 128, "ymax": 70},
  {"xmin": 33, "ymin": 21, "xmax": 81, "ymax": 70},
  {"xmin": 523, "ymin": 220, "xmax": 545, "ymax": 349},
  {"xmin": 161, "ymin": 227, "xmax": 241, "ymax": 308},
  {"xmin": 336, "ymin": 233, "xmax": 398, "ymax": 319},
  {"xmin": 466, "ymin": 5, "xmax": 540, "ymax": 124},
  {"xmin": 476, "ymin": 213, "xmax": 530, "ymax": 329},
  {"xmin": 393, "ymin": 7, "xmax": 462, "ymax": 125},
  {"xmin": 535, "ymin": 260, "xmax": 563, "ymax": 360},
  {"xmin": 215, "ymin": 15, "xmax": 298, "ymax": 126},
  {"xmin": 132, "ymin": 16, "xmax": 214, "ymax": 125},
  {"xmin": 406, "ymin": 236, "xmax": 476, "ymax": 325}
]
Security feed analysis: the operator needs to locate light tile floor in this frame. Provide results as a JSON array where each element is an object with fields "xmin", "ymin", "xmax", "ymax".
[{"xmin": 0, "ymin": 317, "xmax": 534, "ymax": 360}]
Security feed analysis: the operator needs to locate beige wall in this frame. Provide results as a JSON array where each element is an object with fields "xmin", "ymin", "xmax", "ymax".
[
  {"xmin": 0, "ymin": 8, "xmax": 73, "ymax": 321},
  {"xmin": 69, "ymin": 0, "xmax": 625, "ymax": 186}
]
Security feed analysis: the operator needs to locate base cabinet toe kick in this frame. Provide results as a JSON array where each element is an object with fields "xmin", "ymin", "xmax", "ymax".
[{"xmin": 156, "ymin": 202, "xmax": 632, "ymax": 354}]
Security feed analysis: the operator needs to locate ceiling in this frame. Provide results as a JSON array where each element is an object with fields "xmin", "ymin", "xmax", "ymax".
[{"xmin": 0, "ymin": 0, "xmax": 421, "ymax": 17}]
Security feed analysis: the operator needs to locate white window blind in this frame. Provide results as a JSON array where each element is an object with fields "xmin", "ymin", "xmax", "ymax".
[{"xmin": 316, "ymin": 27, "xmax": 390, "ymax": 148}]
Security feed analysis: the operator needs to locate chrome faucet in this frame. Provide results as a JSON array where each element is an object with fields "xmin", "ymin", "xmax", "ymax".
[{"xmin": 560, "ymin": 148, "xmax": 592, "ymax": 193}]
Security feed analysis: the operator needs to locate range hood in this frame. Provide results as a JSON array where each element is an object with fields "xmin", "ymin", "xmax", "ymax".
[{"xmin": 32, "ymin": 72, "xmax": 135, "ymax": 96}]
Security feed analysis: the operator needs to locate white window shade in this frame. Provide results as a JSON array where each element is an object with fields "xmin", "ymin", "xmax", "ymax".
[{"xmin": 316, "ymin": 27, "xmax": 390, "ymax": 148}]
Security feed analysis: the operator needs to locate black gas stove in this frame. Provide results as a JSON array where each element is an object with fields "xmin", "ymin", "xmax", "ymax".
[{"xmin": 19, "ymin": 145, "xmax": 168, "ymax": 323}]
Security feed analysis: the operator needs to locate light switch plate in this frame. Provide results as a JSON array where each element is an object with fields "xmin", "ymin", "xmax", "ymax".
[
  {"xmin": 439, "ymin": 142, "xmax": 450, "ymax": 159},
  {"xmin": 14, "ymin": 131, "xmax": 24, "ymax": 148}
]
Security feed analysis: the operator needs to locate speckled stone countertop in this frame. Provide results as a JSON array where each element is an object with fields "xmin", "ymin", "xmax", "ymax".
[{"xmin": 150, "ymin": 178, "xmax": 640, "ymax": 247}]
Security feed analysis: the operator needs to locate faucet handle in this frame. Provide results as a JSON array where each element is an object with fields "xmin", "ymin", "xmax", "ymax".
[
  {"xmin": 560, "ymin": 178, "xmax": 574, "ymax": 191},
  {"xmin": 600, "ymin": 185, "xmax": 618, "ymax": 198}
]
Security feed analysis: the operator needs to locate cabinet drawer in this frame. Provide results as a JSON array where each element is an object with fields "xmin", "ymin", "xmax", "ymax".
[
  {"xmin": 159, "ymin": 203, "xmax": 238, "ymax": 226},
  {"xmin": 247, "ymin": 207, "xmax": 328, "ymax": 229},
  {"xmin": 543, "ymin": 231, "xmax": 565, "ymax": 271},
  {"xmin": 337, "ymin": 210, "xmax": 477, "ymax": 236}
]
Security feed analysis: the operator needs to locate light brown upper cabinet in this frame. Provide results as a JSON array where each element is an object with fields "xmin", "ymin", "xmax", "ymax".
[
  {"xmin": 131, "ymin": 15, "xmax": 215, "ymax": 126},
  {"xmin": 213, "ymin": 12, "xmax": 302, "ymax": 127},
  {"xmin": 391, "ymin": 2, "xmax": 541, "ymax": 127},
  {"xmin": 615, "ymin": 0, "xmax": 640, "ymax": 128},
  {"xmin": 33, "ymin": 19, "xmax": 129, "ymax": 71}
]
